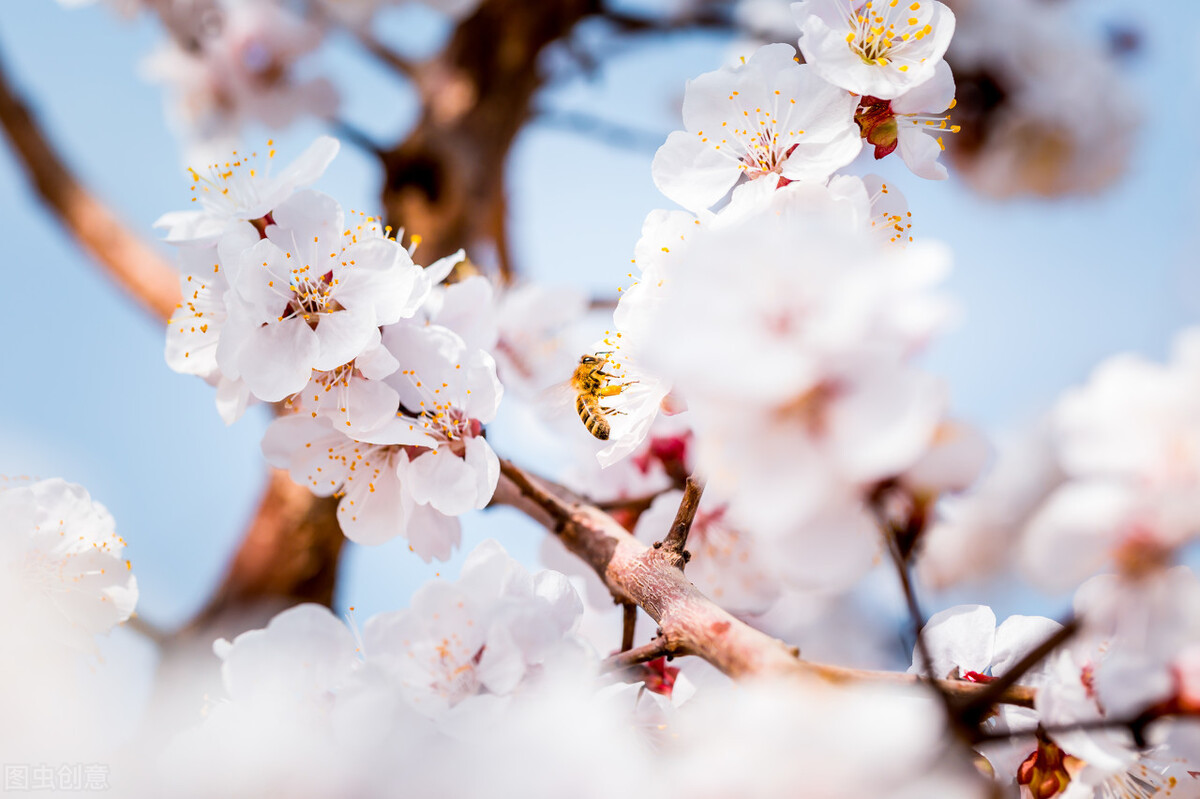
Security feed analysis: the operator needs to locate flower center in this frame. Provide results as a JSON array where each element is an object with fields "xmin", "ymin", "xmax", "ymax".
[
  {"xmin": 186, "ymin": 139, "xmax": 278, "ymax": 209},
  {"xmin": 1017, "ymin": 736, "xmax": 1074, "ymax": 799},
  {"xmin": 396, "ymin": 369, "xmax": 483, "ymax": 446},
  {"xmin": 844, "ymin": 0, "xmax": 935, "ymax": 68},
  {"xmin": 696, "ymin": 86, "xmax": 806, "ymax": 177},
  {"xmin": 280, "ymin": 268, "xmax": 344, "ymax": 327}
]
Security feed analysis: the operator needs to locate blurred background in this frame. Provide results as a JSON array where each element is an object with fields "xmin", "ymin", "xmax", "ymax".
[{"xmin": 0, "ymin": 0, "xmax": 1196, "ymax": 739}]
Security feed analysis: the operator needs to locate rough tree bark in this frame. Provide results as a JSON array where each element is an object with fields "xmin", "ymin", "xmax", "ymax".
[
  {"xmin": 381, "ymin": 0, "xmax": 601, "ymax": 276},
  {"xmin": 496, "ymin": 460, "xmax": 1036, "ymax": 707}
]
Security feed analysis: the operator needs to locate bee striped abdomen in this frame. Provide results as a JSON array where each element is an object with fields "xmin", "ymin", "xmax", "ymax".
[{"xmin": 576, "ymin": 394, "xmax": 611, "ymax": 440}]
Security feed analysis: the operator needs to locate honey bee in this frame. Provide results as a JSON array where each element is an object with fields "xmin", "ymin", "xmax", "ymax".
[{"xmin": 570, "ymin": 351, "xmax": 632, "ymax": 441}]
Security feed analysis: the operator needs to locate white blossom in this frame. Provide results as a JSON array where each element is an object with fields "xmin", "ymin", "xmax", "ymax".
[
  {"xmin": 634, "ymin": 489, "xmax": 781, "ymax": 615},
  {"xmin": 0, "ymin": 478, "xmax": 137, "ymax": 652},
  {"xmin": 155, "ymin": 136, "xmax": 340, "ymax": 245},
  {"xmin": 632, "ymin": 181, "xmax": 952, "ymax": 535},
  {"xmin": 856, "ymin": 60, "xmax": 959, "ymax": 180},
  {"xmin": 142, "ymin": 0, "xmax": 336, "ymax": 142},
  {"xmin": 918, "ymin": 419, "xmax": 1063, "ymax": 590},
  {"xmin": 651, "ymin": 42, "xmax": 861, "ymax": 213},
  {"xmin": 263, "ymin": 323, "xmax": 501, "ymax": 558},
  {"xmin": 354, "ymin": 538, "xmax": 585, "ymax": 723},
  {"xmin": 218, "ymin": 189, "xmax": 428, "ymax": 403},
  {"xmin": 944, "ymin": 0, "xmax": 1137, "ymax": 198},
  {"xmin": 792, "ymin": 0, "xmax": 956, "ymax": 100},
  {"xmin": 1019, "ymin": 330, "xmax": 1200, "ymax": 593},
  {"xmin": 493, "ymin": 282, "xmax": 590, "ymax": 397},
  {"xmin": 666, "ymin": 678, "xmax": 989, "ymax": 798}
]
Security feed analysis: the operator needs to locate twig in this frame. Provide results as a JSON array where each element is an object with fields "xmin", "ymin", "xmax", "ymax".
[
  {"xmin": 604, "ymin": 636, "xmax": 678, "ymax": 672},
  {"xmin": 534, "ymin": 107, "xmax": 666, "ymax": 153},
  {"xmin": 0, "ymin": 46, "xmax": 179, "ymax": 322},
  {"xmin": 869, "ymin": 495, "xmax": 952, "ymax": 715},
  {"xmin": 657, "ymin": 475, "xmax": 704, "ymax": 570},
  {"xmin": 595, "ymin": 491, "xmax": 661, "ymax": 517},
  {"xmin": 351, "ymin": 29, "xmax": 418, "ymax": 79},
  {"xmin": 305, "ymin": 0, "xmax": 418, "ymax": 80},
  {"xmin": 957, "ymin": 618, "xmax": 1080, "ymax": 732},
  {"xmin": 599, "ymin": 7, "xmax": 732, "ymax": 35},
  {"xmin": 974, "ymin": 703, "xmax": 1191, "ymax": 749},
  {"xmin": 588, "ymin": 295, "xmax": 618, "ymax": 312},
  {"xmin": 327, "ymin": 118, "xmax": 385, "ymax": 158},
  {"xmin": 621, "ymin": 602, "xmax": 638, "ymax": 652},
  {"xmin": 497, "ymin": 459, "xmax": 574, "ymax": 526},
  {"xmin": 124, "ymin": 614, "xmax": 167, "ymax": 646}
]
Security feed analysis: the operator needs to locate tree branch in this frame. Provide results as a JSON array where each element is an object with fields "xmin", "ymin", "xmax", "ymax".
[
  {"xmin": 346, "ymin": 26, "xmax": 418, "ymax": 79},
  {"xmin": 328, "ymin": 118, "xmax": 385, "ymax": 158},
  {"xmin": 534, "ymin": 107, "xmax": 666, "ymax": 153},
  {"xmin": 657, "ymin": 475, "xmax": 703, "ymax": 570},
  {"xmin": 183, "ymin": 468, "xmax": 345, "ymax": 636},
  {"xmin": 604, "ymin": 636, "xmax": 679, "ymax": 671},
  {"xmin": 495, "ymin": 458, "xmax": 1036, "ymax": 709},
  {"xmin": 621, "ymin": 602, "xmax": 638, "ymax": 652},
  {"xmin": 0, "ymin": 46, "xmax": 179, "ymax": 322},
  {"xmin": 957, "ymin": 617, "xmax": 1080, "ymax": 732}
]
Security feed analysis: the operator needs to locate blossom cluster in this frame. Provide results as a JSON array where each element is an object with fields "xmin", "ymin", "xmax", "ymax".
[
  {"xmin": 565, "ymin": 1, "xmax": 984, "ymax": 599},
  {"xmin": 60, "ymin": 0, "xmax": 484, "ymax": 150},
  {"xmin": 154, "ymin": 540, "xmax": 987, "ymax": 799},
  {"xmin": 25, "ymin": 0, "xmax": 1191, "ymax": 797},
  {"xmin": 162, "ymin": 137, "xmax": 502, "ymax": 559},
  {"xmin": 0, "ymin": 478, "xmax": 137, "ymax": 764},
  {"xmin": 917, "ymin": 605, "xmax": 1200, "ymax": 798},
  {"xmin": 922, "ymin": 329, "xmax": 1200, "ymax": 746}
]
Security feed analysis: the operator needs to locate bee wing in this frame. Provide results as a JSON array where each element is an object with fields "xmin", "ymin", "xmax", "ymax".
[{"xmin": 535, "ymin": 378, "xmax": 580, "ymax": 419}]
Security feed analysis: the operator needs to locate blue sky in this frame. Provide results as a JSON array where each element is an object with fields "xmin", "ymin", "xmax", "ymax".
[{"xmin": 0, "ymin": 0, "xmax": 1196, "ymax": 642}]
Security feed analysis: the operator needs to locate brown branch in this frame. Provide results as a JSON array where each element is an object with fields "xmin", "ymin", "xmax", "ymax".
[
  {"xmin": 588, "ymin": 295, "xmax": 619, "ymax": 312},
  {"xmin": 874, "ymin": 503, "xmax": 943, "ymax": 686},
  {"xmin": 328, "ymin": 118, "xmax": 385, "ymax": 158},
  {"xmin": 380, "ymin": 0, "xmax": 603, "ymax": 276},
  {"xmin": 347, "ymin": 26, "xmax": 418, "ymax": 79},
  {"xmin": 599, "ymin": 6, "xmax": 733, "ymax": 35},
  {"xmin": 621, "ymin": 602, "xmax": 638, "ymax": 652},
  {"xmin": 534, "ymin": 107, "xmax": 667, "ymax": 153},
  {"xmin": 867, "ymin": 491, "xmax": 948, "ymax": 701},
  {"xmin": 0, "ymin": 47, "xmax": 179, "ymax": 322},
  {"xmin": 184, "ymin": 468, "xmax": 345, "ymax": 636},
  {"xmin": 124, "ymin": 614, "xmax": 168, "ymax": 646},
  {"xmin": 975, "ymin": 700, "xmax": 1198, "ymax": 749},
  {"xmin": 495, "ymin": 458, "xmax": 1036, "ymax": 709},
  {"xmin": 657, "ymin": 475, "xmax": 704, "ymax": 570},
  {"xmin": 604, "ymin": 636, "xmax": 679, "ymax": 671},
  {"xmin": 595, "ymin": 491, "xmax": 661, "ymax": 516},
  {"xmin": 957, "ymin": 617, "xmax": 1080, "ymax": 730}
]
